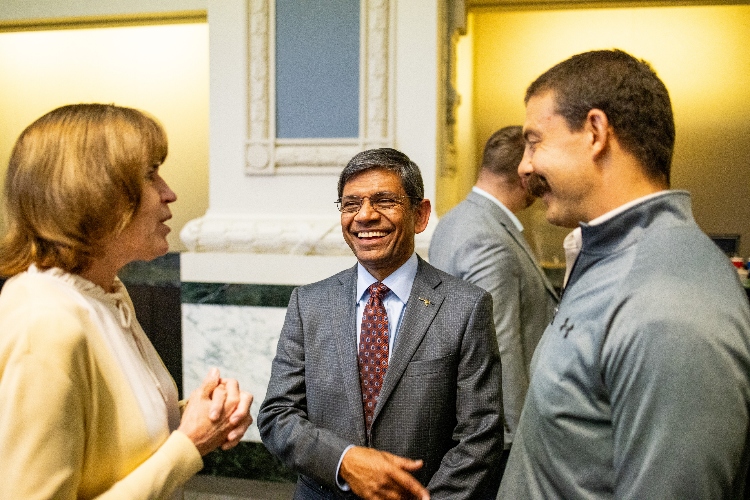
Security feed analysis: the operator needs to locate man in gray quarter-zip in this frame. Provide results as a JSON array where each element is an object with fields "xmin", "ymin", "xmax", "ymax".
[{"xmin": 499, "ymin": 49, "xmax": 750, "ymax": 499}]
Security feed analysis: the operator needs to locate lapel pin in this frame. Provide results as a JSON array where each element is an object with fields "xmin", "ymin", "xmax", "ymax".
[{"xmin": 418, "ymin": 297, "xmax": 431, "ymax": 306}]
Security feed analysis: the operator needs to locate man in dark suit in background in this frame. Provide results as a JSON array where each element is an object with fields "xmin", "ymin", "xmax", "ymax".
[
  {"xmin": 258, "ymin": 148, "xmax": 503, "ymax": 499},
  {"xmin": 429, "ymin": 125, "xmax": 558, "ymax": 478}
]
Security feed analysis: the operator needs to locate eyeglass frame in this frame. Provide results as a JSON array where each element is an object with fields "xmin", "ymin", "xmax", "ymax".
[{"xmin": 335, "ymin": 192, "xmax": 422, "ymax": 214}]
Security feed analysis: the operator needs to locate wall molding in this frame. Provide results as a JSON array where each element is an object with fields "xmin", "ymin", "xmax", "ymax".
[
  {"xmin": 0, "ymin": 11, "xmax": 206, "ymax": 32},
  {"xmin": 181, "ymin": 213, "xmax": 349, "ymax": 254},
  {"xmin": 245, "ymin": 0, "xmax": 395, "ymax": 175},
  {"xmin": 180, "ymin": 212, "xmax": 433, "ymax": 256}
]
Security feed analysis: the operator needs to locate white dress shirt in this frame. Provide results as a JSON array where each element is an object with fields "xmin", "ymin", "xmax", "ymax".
[
  {"xmin": 337, "ymin": 252, "xmax": 419, "ymax": 489},
  {"xmin": 355, "ymin": 252, "xmax": 419, "ymax": 358}
]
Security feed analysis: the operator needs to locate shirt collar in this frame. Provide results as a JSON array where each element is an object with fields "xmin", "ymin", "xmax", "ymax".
[
  {"xmin": 357, "ymin": 252, "xmax": 418, "ymax": 304},
  {"xmin": 561, "ymin": 190, "xmax": 670, "ymax": 287},
  {"xmin": 586, "ymin": 190, "xmax": 669, "ymax": 226},
  {"xmin": 472, "ymin": 186, "xmax": 524, "ymax": 231}
]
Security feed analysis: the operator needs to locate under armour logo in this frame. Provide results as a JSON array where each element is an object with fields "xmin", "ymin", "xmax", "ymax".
[{"xmin": 560, "ymin": 317, "xmax": 574, "ymax": 338}]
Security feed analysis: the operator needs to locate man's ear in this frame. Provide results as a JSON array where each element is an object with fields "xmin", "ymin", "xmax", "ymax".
[
  {"xmin": 414, "ymin": 198, "xmax": 431, "ymax": 234},
  {"xmin": 586, "ymin": 108, "xmax": 611, "ymax": 161}
]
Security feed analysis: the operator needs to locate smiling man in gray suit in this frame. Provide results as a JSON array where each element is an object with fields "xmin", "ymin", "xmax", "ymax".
[
  {"xmin": 258, "ymin": 148, "xmax": 503, "ymax": 499},
  {"xmin": 429, "ymin": 126, "xmax": 558, "ymax": 478}
]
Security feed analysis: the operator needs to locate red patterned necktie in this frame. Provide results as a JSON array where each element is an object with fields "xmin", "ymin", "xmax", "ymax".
[{"xmin": 358, "ymin": 282, "xmax": 390, "ymax": 433}]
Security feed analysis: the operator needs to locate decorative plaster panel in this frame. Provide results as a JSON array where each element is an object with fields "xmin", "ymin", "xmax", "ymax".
[
  {"xmin": 180, "ymin": 212, "xmax": 434, "ymax": 255},
  {"xmin": 181, "ymin": 213, "xmax": 350, "ymax": 254}
]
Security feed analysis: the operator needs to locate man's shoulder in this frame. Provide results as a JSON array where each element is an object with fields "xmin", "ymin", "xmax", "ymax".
[
  {"xmin": 634, "ymin": 221, "xmax": 727, "ymax": 278},
  {"xmin": 294, "ymin": 266, "xmax": 355, "ymax": 295},
  {"xmin": 431, "ymin": 196, "xmax": 506, "ymax": 243},
  {"xmin": 293, "ymin": 266, "xmax": 357, "ymax": 304},
  {"xmin": 419, "ymin": 259, "xmax": 488, "ymax": 298},
  {"xmin": 614, "ymin": 223, "xmax": 748, "ymax": 323},
  {"xmin": 435, "ymin": 195, "xmax": 487, "ymax": 224}
]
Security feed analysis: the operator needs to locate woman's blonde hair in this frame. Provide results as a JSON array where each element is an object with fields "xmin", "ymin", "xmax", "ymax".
[{"xmin": 0, "ymin": 103, "xmax": 168, "ymax": 277}]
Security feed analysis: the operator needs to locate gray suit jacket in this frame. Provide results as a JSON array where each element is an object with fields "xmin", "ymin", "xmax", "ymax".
[
  {"xmin": 429, "ymin": 191, "xmax": 558, "ymax": 447},
  {"xmin": 258, "ymin": 256, "xmax": 503, "ymax": 499}
]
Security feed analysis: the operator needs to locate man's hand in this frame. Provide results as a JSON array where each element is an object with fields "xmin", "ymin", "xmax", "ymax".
[{"xmin": 340, "ymin": 446, "xmax": 430, "ymax": 500}]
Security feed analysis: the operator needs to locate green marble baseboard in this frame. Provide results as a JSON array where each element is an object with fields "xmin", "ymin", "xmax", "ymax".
[{"xmin": 182, "ymin": 282, "xmax": 296, "ymax": 307}]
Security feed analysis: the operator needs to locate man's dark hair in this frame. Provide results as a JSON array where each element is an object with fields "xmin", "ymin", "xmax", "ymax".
[
  {"xmin": 338, "ymin": 148, "xmax": 424, "ymax": 204},
  {"xmin": 480, "ymin": 125, "xmax": 524, "ymax": 179},
  {"xmin": 525, "ymin": 49, "xmax": 674, "ymax": 185}
]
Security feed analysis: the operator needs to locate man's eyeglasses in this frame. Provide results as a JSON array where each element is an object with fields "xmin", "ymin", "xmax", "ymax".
[{"xmin": 335, "ymin": 193, "xmax": 420, "ymax": 214}]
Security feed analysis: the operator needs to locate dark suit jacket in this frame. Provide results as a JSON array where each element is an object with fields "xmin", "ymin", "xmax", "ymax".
[
  {"xmin": 258, "ymin": 256, "xmax": 503, "ymax": 499},
  {"xmin": 429, "ymin": 191, "xmax": 558, "ymax": 447}
]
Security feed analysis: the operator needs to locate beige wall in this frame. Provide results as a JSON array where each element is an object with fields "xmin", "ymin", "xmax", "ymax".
[
  {"xmin": 0, "ymin": 22, "xmax": 209, "ymax": 251},
  {"xmin": 459, "ymin": 4, "xmax": 750, "ymax": 261}
]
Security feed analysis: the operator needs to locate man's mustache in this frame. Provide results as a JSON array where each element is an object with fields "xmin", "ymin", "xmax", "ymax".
[{"xmin": 526, "ymin": 173, "xmax": 551, "ymax": 198}]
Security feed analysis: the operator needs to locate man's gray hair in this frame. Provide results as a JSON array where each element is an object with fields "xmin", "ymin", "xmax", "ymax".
[{"xmin": 337, "ymin": 148, "xmax": 424, "ymax": 204}]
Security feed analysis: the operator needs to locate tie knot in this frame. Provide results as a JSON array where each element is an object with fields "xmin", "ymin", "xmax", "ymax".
[{"xmin": 368, "ymin": 282, "xmax": 390, "ymax": 300}]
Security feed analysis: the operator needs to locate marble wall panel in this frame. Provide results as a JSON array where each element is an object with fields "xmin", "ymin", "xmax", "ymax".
[{"xmin": 183, "ymin": 302, "xmax": 287, "ymax": 442}]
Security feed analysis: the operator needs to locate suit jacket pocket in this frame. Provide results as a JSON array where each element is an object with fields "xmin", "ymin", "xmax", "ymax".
[{"xmin": 404, "ymin": 354, "xmax": 454, "ymax": 376}]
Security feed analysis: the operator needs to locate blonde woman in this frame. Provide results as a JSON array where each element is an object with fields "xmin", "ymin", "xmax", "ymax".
[{"xmin": 0, "ymin": 104, "xmax": 253, "ymax": 499}]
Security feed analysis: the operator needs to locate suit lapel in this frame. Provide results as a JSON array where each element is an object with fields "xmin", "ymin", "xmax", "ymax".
[
  {"xmin": 470, "ymin": 192, "xmax": 558, "ymax": 299},
  {"xmin": 332, "ymin": 264, "xmax": 368, "ymax": 441},
  {"xmin": 374, "ymin": 258, "xmax": 444, "ymax": 421}
]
